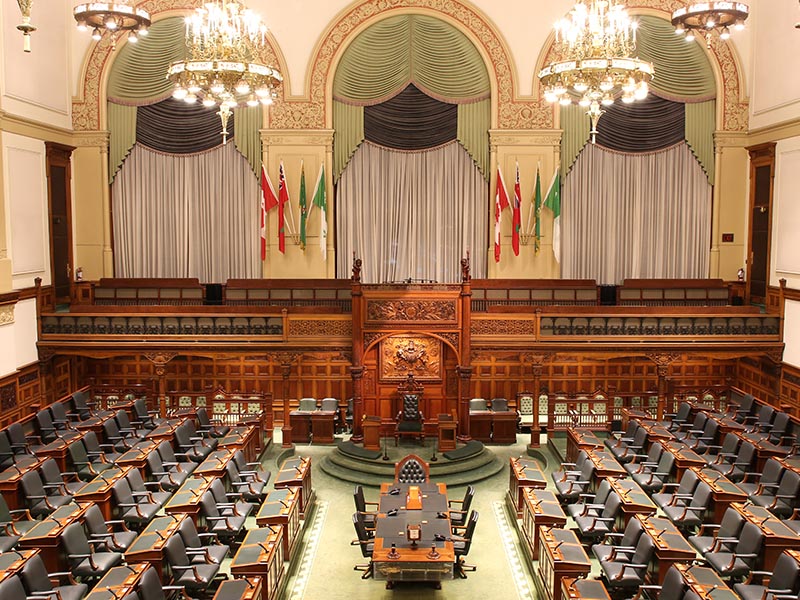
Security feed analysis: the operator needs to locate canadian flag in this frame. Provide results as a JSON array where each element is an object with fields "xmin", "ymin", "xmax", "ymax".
[
  {"xmin": 260, "ymin": 166, "xmax": 278, "ymax": 260},
  {"xmin": 494, "ymin": 167, "xmax": 510, "ymax": 263}
]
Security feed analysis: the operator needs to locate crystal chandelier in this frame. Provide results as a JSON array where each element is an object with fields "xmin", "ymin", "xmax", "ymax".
[
  {"xmin": 672, "ymin": 2, "xmax": 749, "ymax": 48},
  {"xmin": 538, "ymin": 0, "xmax": 654, "ymax": 143},
  {"xmin": 73, "ymin": 2, "xmax": 151, "ymax": 46},
  {"xmin": 166, "ymin": 0, "xmax": 282, "ymax": 144}
]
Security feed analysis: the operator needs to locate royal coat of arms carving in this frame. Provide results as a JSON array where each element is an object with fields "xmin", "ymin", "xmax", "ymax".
[{"xmin": 381, "ymin": 335, "xmax": 441, "ymax": 381}]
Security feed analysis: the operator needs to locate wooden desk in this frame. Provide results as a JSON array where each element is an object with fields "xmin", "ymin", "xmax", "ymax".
[
  {"xmin": 492, "ymin": 411, "xmax": 518, "ymax": 444},
  {"xmin": 675, "ymin": 563, "xmax": 738, "ymax": 600},
  {"xmin": 75, "ymin": 412, "xmax": 116, "ymax": 438},
  {"xmin": 74, "ymin": 465, "xmax": 133, "ymax": 520},
  {"xmin": 659, "ymin": 441, "xmax": 706, "ymax": 481},
  {"xmin": 193, "ymin": 448, "xmax": 236, "ymax": 481},
  {"xmin": 230, "ymin": 527, "xmax": 285, "ymax": 600},
  {"xmin": 0, "ymin": 549, "xmax": 38, "ymax": 585},
  {"xmin": 164, "ymin": 475, "xmax": 216, "ymax": 524},
  {"xmin": 144, "ymin": 417, "xmax": 186, "ymax": 443},
  {"xmin": 274, "ymin": 456, "xmax": 313, "ymax": 518},
  {"xmin": 311, "ymin": 411, "xmax": 336, "ymax": 444},
  {"xmin": 214, "ymin": 577, "xmax": 264, "ymax": 600},
  {"xmin": 438, "ymin": 418, "xmax": 457, "ymax": 452},
  {"xmin": 125, "ymin": 514, "xmax": 187, "ymax": 579},
  {"xmin": 586, "ymin": 450, "xmax": 626, "ymax": 487},
  {"xmin": 635, "ymin": 421, "xmax": 675, "ymax": 443},
  {"xmin": 566, "ymin": 429, "xmax": 604, "ymax": 463},
  {"xmin": 18, "ymin": 501, "xmax": 92, "ymax": 572},
  {"xmin": 636, "ymin": 514, "xmax": 696, "ymax": 584},
  {"xmin": 372, "ymin": 482, "xmax": 454, "ymax": 587},
  {"xmin": 255, "ymin": 488, "xmax": 301, "ymax": 560},
  {"xmin": 521, "ymin": 488, "xmax": 566, "ymax": 560},
  {"xmin": 508, "ymin": 456, "xmax": 547, "ymax": 518},
  {"xmin": 84, "ymin": 562, "xmax": 149, "ymax": 600},
  {"xmin": 703, "ymin": 412, "xmax": 745, "ymax": 437},
  {"xmin": 288, "ymin": 411, "xmax": 312, "ymax": 443},
  {"xmin": 562, "ymin": 577, "xmax": 612, "ymax": 600},
  {"xmin": 537, "ymin": 527, "xmax": 591, "ymax": 600},
  {"xmin": 620, "ymin": 408, "xmax": 653, "ymax": 430},
  {"xmin": 731, "ymin": 502, "xmax": 800, "ymax": 571},
  {"xmin": 35, "ymin": 433, "xmax": 84, "ymax": 472},
  {"xmin": 468, "ymin": 411, "xmax": 492, "ymax": 443},
  {"xmin": 0, "ymin": 454, "xmax": 47, "ymax": 510},
  {"xmin": 218, "ymin": 425, "xmax": 258, "ymax": 464},
  {"xmin": 115, "ymin": 439, "xmax": 159, "ymax": 477},
  {"xmin": 692, "ymin": 467, "xmax": 747, "ymax": 523},
  {"xmin": 607, "ymin": 477, "xmax": 656, "ymax": 527}
]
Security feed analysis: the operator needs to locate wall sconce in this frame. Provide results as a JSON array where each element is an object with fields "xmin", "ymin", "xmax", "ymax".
[{"xmin": 16, "ymin": 0, "xmax": 35, "ymax": 52}]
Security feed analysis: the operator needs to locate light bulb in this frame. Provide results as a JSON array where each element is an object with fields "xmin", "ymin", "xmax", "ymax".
[
  {"xmin": 553, "ymin": 84, "xmax": 567, "ymax": 96},
  {"xmin": 184, "ymin": 93, "xmax": 197, "ymax": 104},
  {"xmin": 188, "ymin": 80, "xmax": 201, "ymax": 94},
  {"xmin": 139, "ymin": 26, "xmax": 148, "ymax": 36},
  {"xmin": 77, "ymin": 22, "xmax": 87, "ymax": 32},
  {"xmin": 578, "ymin": 95, "xmax": 591, "ymax": 107},
  {"xmin": 675, "ymin": 24, "xmax": 685, "ymax": 35},
  {"xmin": 210, "ymin": 80, "xmax": 225, "ymax": 95},
  {"xmin": 601, "ymin": 94, "xmax": 614, "ymax": 106},
  {"xmin": 260, "ymin": 97, "xmax": 273, "ymax": 105},
  {"xmin": 128, "ymin": 32, "xmax": 138, "ymax": 43},
  {"xmin": 599, "ymin": 78, "xmax": 614, "ymax": 92},
  {"xmin": 235, "ymin": 79, "xmax": 250, "ymax": 95},
  {"xmin": 705, "ymin": 18, "xmax": 715, "ymax": 28},
  {"xmin": 92, "ymin": 28, "xmax": 102, "ymax": 41},
  {"xmin": 634, "ymin": 82, "xmax": 648, "ymax": 100},
  {"xmin": 172, "ymin": 86, "xmax": 188, "ymax": 100},
  {"xmin": 622, "ymin": 77, "xmax": 636, "ymax": 93},
  {"xmin": 734, "ymin": 20, "xmax": 745, "ymax": 31},
  {"xmin": 686, "ymin": 31, "xmax": 696, "ymax": 42},
  {"xmin": 621, "ymin": 94, "xmax": 634, "ymax": 104},
  {"xmin": 255, "ymin": 85, "xmax": 270, "ymax": 98},
  {"xmin": 720, "ymin": 26, "xmax": 731, "ymax": 40},
  {"xmin": 246, "ymin": 95, "xmax": 259, "ymax": 107},
  {"xmin": 559, "ymin": 96, "xmax": 572, "ymax": 106},
  {"xmin": 573, "ymin": 79, "xmax": 588, "ymax": 93},
  {"xmin": 202, "ymin": 98, "xmax": 216, "ymax": 107},
  {"xmin": 105, "ymin": 16, "xmax": 118, "ymax": 30},
  {"xmin": 544, "ymin": 90, "xmax": 558, "ymax": 103}
]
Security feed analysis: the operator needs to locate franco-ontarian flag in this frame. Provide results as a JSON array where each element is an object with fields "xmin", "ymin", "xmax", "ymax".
[
  {"xmin": 544, "ymin": 168, "xmax": 561, "ymax": 263},
  {"xmin": 311, "ymin": 165, "xmax": 327, "ymax": 261}
]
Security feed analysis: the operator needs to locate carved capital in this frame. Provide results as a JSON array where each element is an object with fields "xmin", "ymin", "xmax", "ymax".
[
  {"xmin": 456, "ymin": 365, "xmax": 473, "ymax": 380},
  {"xmin": 350, "ymin": 366, "xmax": 365, "ymax": 380},
  {"xmin": 766, "ymin": 348, "xmax": 784, "ymax": 364},
  {"xmin": 267, "ymin": 352, "xmax": 301, "ymax": 367},
  {"xmin": 0, "ymin": 305, "xmax": 14, "ymax": 326},
  {"xmin": 646, "ymin": 352, "xmax": 681, "ymax": 377},
  {"xmin": 520, "ymin": 352, "xmax": 553, "ymax": 368}
]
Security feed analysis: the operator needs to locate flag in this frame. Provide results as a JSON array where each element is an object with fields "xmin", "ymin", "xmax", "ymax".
[
  {"xmin": 494, "ymin": 167, "xmax": 510, "ymax": 263},
  {"xmin": 278, "ymin": 161, "xmax": 290, "ymax": 253},
  {"xmin": 533, "ymin": 167, "xmax": 542, "ymax": 254},
  {"xmin": 312, "ymin": 164, "xmax": 327, "ymax": 261},
  {"xmin": 260, "ymin": 166, "xmax": 279, "ymax": 260},
  {"xmin": 298, "ymin": 163, "xmax": 307, "ymax": 250},
  {"xmin": 544, "ymin": 168, "xmax": 562, "ymax": 263},
  {"xmin": 512, "ymin": 162, "xmax": 522, "ymax": 256}
]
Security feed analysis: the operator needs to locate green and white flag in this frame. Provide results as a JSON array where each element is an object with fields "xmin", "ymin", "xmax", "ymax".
[
  {"xmin": 543, "ymin": 168, "xmax": 561, "ymax": 263},
  {"xmin": 311, "ymin": 164, "xmax": 327, "ymax": 261},
  {"xmin": 298, "ymin": 163, "xmax": 307, "ymax": 250}
]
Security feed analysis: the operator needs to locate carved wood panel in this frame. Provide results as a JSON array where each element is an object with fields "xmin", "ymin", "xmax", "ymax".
[{"xmin": 380, "ymin": 335, "xmax": 441, "ymax": 381}]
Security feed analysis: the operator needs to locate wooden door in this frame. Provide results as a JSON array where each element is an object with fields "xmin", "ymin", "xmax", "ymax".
[
  {"xmin": 746, "ymin": 143, "xmax": 776, "ymax": 305},
  {"xmin": 46, "ymin": 143, "xmax": 75, "ymax": 304}
]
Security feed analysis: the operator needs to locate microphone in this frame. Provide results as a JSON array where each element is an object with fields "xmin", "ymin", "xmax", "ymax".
[
  {"xmin": 278, "ymin": 500, "xmax": 288, "ymax": 508},
  {"xmin": 387, "ymin": 509, "xmax": 399, "ymax": 517},
  {"xmin": 436, "ymin": 512, "xmax": 448, "ymax": 519},
  {"xmin": 154, "ymin": 530, "xmax": 167, "ymax": 541},
  {"xmin": 257, "ymin": 542, "xmax": 271, "ymax": 553},
  {"xmin": 553, "ymin": 541, "xmax": 565, "ymax": 551},
  {"xmin": 389, "ymin": 488, "xmax": 400, "ymax": 495}
]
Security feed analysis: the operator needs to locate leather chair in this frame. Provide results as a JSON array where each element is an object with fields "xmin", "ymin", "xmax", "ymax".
[
  {"xmin": 708, "ymin": 439, "xmax": 756, "ymax": 482},
  {"xmin": 20, "ymin": 469, "xmax": 73, "ymax": 517},
  {"xmin": 231, "ymin": 450, "xmax": 269, "ymax": 484},
  {"xmin": 62, "ymin": 521, "xmax": 124, "ymax": 581},
  {"xmin": 320, "ymin": 397, "xmax": 338, "ymax": 411},
  {"xmin": 662, "ymin": 480, "xmax": 713, "ymax": 530},
  {"xmin": 662, "ymin": 402, "xmax": 692, "ymax": 431},
  {"xmin": 101, "ymin": 416, "xmax": 138, "ymax": 452},
  {"xmin": 703, "ymin": 431, "xmax": 740, "ymax": 463},
  {"xmin": 209, "ymin": 478, "xmax": 253, "ymax": 520},
  {"xmin": 553, "ymin": 451, "xmax": 595, "ymax": 503},
  {"xmin": 19, "ymin": 552, "xmax": 88, "ymax": 600},
  {"xmin": 39, "ymin": 457, "xmax": 84, "ymax": 495},
  {"xmin": 688, "ymin": 506, "xmax": 745, "ymax": 555},
  {"xmin": 683, "ymin": 417, "xmax": 720, "ymax": 453},
  {"xmin": 83, "ymin": 503, "xmax": 137, "ymax": 553},
  {"xmin": 599, "ymin": 530, "xmax": 655, "ymax": 591},
  {"xmin": 177, "ymin": 515, "xmax": 230, "ymax": 565},
  {"xmin": 733, "ymin": 550, "xmax": 800, "ymax": 600},
  {"xmin": 297, "ymin": 398, "xmax": 318, "ymax": 412},
  {"xmin": 567, "ymin": 478, "xmax": 612, "ymax": 521},
  {"xmin": 624, "ymin": 442, "xmax": 663, "ymax": 476},
  {"xmin": 351, "ymin": 512, "xmax": 374, "ymax": 578},
  {"xmin": 156, "ymin": 440, "xmax": 197, "ymax": 475},
  {"xmin": 163, "ymin": 534, "xmax": 226, "ymax": 595},
  {"xmin": 704, "ymin": 521, "xmax": 765, "ymax": 580},
  {"xmin": 637, "ymin": 564, "xmax": 688, "ymax": 600},
  {"xmin": 0, "ymin": 491, "xmax": 36, "ymax": 536},
  {"xmin": 198, "ymin": 491, "xmax": 247, "ymax": 543},
  {"xmin": 739, "ymin": 457, "xmax": 784, "ymax": 497},
  {"xmin": 71, "ymin": 390, "xmax": 110, "ymax": 421},
  {"xmin": 36, "ymin": 408, "xmax": 67, "ymax": 443},
  {"xmin": 112, "ymin": 478, "xmax": 161, "ymax": 528},
  {"xmin": 50, "ymin": 402, "xmax": 79, "ymax": 428},
  {"xmin": 68, "ymin": 437, "xmax": 113, "ymax": 481},
  {"xmin": 81, "ymin": 430, "xmax": 119, "ymax": 463},
  {"xmin": 225, "ymin": 461, "xmax": 267, "ymax": 503},
  {"xmin": 752, "ymin": 468, "xmax": 800, "ymax": 517},
  {"xmin": 652, "ymin": 468, "xmax": 700, "ymax": 511},
  {"xmin": 196, "ymin": 407, "xmax": 231, "ymax": 438},
  {"xmin": 394, "ymin": 394, "xmax": 425, "ymax": 445},
  {"xmin": 174, "ymin": 421, "xmax": 215, "ymax": 462},
  {"xmin": 674, "ymin": 413, "xmax": 708, "ymax": 444},
  {"xmin": 394, "ymin": 454, "xmax": 430, "ymax": 484},
  {"xmin": 132, "ymin": 398, "xmax": 160, "ymax": 429},
  {"xmin": 605, "ymin": 421, "xmax": 639, "ymax": 451},
  {"xmin": 449, "ymin": 485, "xmax": 475, "ymax": 529},
  {"xmin": 575, "ymin": 492, "xmax": 622, "ymax": 541},
  {"xmin": 353, "ymin": 485, "xmax": 379, "ymax": 527},
  {"xmin": 125, "ymin": 468, "xmax": 171, "ymax": 509},
  {"xmin": 453, "ymin": 510, "xmax": 479, "ymax": 578},
  {"xmin": 608, "ymin": 426, "xmax": 648, "ymax": 464},
  {"xmin": 146, "ymin": 450, "xmax": 190, "ymax": 491},
  {"xmin": 630, "ymin": 450, "xmax": 675, "ymax": 493},
  {"xmin": 490, "ymin": 398, "xmax": 509, "ymax": 412},
  {"xmin": 744, "ymin": 404, "xmax": 777, "ymax": 434},
  {"xmin": 469, "ymin": 398, "xmax": 489, "ymax": 412},
  {"xmin": 0, "ymin": 430, "xmax": 20, "ymax": 469},
  {"xmin": 6, "ymin": 422, "xmax": 41, "ymax": 454},
  {"xmin": 137, "ymin": 565, "xmax": 185, "ymax": 600},
  {"xmin": 114, "ymin": 409, "xmax": 149, "ymax": 440},
  {"xmin": 592, "ymin": 515, "xmax": 644, "ymax": 563}
]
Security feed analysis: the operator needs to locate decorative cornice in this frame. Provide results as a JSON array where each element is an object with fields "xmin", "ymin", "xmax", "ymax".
[
  {"xmin": 0, "ymin": 110, "xmax": 75, "ymax": 143},
  {"xmin": 0, "ymin": 305, "xmax": 15, "ymax": 326},
  {"xmin": 261, "ymin": 129, "xmax": 335, "ymax": 149},
  {"xmin": 489, "ymin": 129, "xmax": 563, "ymax": 148},
  {"xmin": 713, "ymin": 131, "xmax": 749, "ymax": 148},
  {"xmin": 72, "ymin": 130, "xmax": 110, "ymax": 148}
]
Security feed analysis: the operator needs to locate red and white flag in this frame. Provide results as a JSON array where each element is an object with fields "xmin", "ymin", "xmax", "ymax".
[
  {"xmin": 278, "ymin": 161, "xmax": 290, "ymax": 254},
  {"xmin": 260, "ymin": 166, "xmax": 279, "ymax": 260},
  {"xmin": 494, "ymin": 167, "xmax": 510, "ymax": 263},
  {"xmin": 512, "ymin": 162, "xmax": 522, "ymax": 257}
]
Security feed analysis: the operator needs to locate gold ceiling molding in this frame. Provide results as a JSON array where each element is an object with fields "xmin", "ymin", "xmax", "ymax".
[
  {"xmin": 0, "ymin": 305, "xmax": 15, "ymax": 326},
  {"xmin": 73, "ymin": 0, "xmax": 284, "ymax": 132}
]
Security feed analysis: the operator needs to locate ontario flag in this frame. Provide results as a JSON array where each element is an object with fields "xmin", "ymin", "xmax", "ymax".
[
  {"xmin": 494, "ymin": 167, "xmax": 510, "ymax": 263},
  {"xmin": 260, "ymin": 166, "xmax": 279, "ymax": 260},
  {"xmin": 277, "ymin": 161, "xmax": 290, "ymax": 253},
  {"xmin": 512, "ymin": 162, "xmax": 522, "ymax": 256}
]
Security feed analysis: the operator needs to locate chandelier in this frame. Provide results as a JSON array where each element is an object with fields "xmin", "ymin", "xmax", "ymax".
[
  {"xmin": 672, "ymin": 2, "xmax": 749, "ymax": 48},
  {"xmin": 73, "ymin": 2, "xmax": 151, "ymax": 45},
  {"xmin": 166, "ymin": 0, "xmax": 282, "ymax": 144},
  {"xmin": 538, "ymin": 0, "xmax": 654, "ymax": 143}
]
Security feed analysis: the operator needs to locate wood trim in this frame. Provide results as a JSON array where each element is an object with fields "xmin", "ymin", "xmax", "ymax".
[{"xmin": 745, "ymin": 142, "xmax": 776, "ymax": 304}]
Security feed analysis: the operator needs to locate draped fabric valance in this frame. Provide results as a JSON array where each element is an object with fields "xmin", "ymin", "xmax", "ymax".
[
  {"xmin": 332, "ymin": 14, "xmax": 491, "ymax": 181},
  {"xmin": 106, "ymin": 16, "xmax": 261, "ymax": 180},
  {"xmin": 594, "ymin": 95, "xmax": 686, "ymax": 153},
  {"xmin": 333, "ymin": 14, "xmax": 490, "ymax": 105}
]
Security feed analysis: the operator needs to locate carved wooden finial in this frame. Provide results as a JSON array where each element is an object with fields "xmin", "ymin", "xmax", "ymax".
[
  {"xmin": 351, "ymin": 254, "xmax": 362, "ymax": 283},
  {"xmin": 461, "ymin": 253, "xmax": 471, "ymax": 283}
]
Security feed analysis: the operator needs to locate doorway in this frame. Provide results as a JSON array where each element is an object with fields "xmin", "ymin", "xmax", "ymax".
[
  {"xmin": 746, "ymin": 143, "xmax": 775, "ymax": 305},
  {"xmin": 46, "ymin": 143, "xmax": 75, "ymax": 305}
]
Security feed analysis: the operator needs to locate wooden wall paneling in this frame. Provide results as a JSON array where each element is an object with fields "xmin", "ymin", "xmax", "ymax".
[
  {"xmin": 736, "ymin": 357, "xmax": 779, "ymax": 404},
  {"xmin": 779, "ymin": 363, "xmax": 800, "ymax": 416}
]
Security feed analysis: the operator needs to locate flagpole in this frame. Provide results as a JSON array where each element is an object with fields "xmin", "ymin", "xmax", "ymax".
[{"xmin": 525, "ymin": 161, "xmax": 541, "ymax": 236}]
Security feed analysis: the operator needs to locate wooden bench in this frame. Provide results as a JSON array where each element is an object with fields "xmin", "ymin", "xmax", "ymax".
[
  {"xmin": 224, "ymin": 279, "xmax": 351, "ymax": 311},
  {"xmin": 617, "ymin": 278, "xmax": 730, "ymax": 306},
  {"xmin": 78, "ymin": 278, "xmax": 205, "ymax": 306},
  {"xmin": 472, "ymin": 279, "xmax": 599, "ymax": 311}
]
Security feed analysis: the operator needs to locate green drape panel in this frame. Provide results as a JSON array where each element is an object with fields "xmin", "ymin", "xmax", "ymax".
[
  {"xmin": 333, "ymin": 14, "xmax": 489, "ymax": 105},
  {"xmin": 560, "ymin": 104, "xmax": 591, "ymax": 176},
  {"xmin": 636, "ymin": 16, "xmax": 716, "ymax": 102},
  {"xmin": 234, "ymin": 106, "xmax": 262, "ymax": 177},
  {"xmin": 333, "ymin": 100, "xmax": 364, "ymax": 182},
  {"xmin": 107, "ymin": 17, "xmax": 187, "ymax": 104},
  {"xmin": 457, "ymin": 100, "xmax": 490, "ymax": 179},
  {"xmin": 108, "ymin": 102, "xmax": 137, "ymax": 182},
  {"xmin": 685, "ymin": 100, "xmax": 716, "ymax": 182}
]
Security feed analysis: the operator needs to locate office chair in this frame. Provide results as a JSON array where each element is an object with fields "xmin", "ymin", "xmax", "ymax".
[
  {"xmin": 198, "ymin": 491, "xmax": 247, "ymax": 543},
  {"xmin": 490, "ymin": 398, "xmax": 509, "ymax": 412},
  {"xmin": 146, "ymin": 450, "xmax": 190, "ymax": 491},
  {"xmin": 82, "ymin": 430, "xmax": 120, "ymax": 463},
  {"xmin": 704, "ymin": 521, "xmax": 765, "ymax": 580},
  {"xmin": 394, "ymin": 454, "xmax": 430, "ymax": 484},
  {"xmin": 6, "ymin": 422, "xmax": 41, "ymax": 454},
  {"xmin": 112, "ymin": 478, "xmax": 161, "ymax": 528},
  {"xmin": 39, "ymin": 457, "xmax": 84, "ymax": 495},
  {"xmin": 83, "ymin": 503, "xmax": 137, "ymax": 553},
  {"xmin": 231, "ymin": 450, "xmax": 270, "ymax": 484},
  {"xmin": 591, "ymin": 515, "xmax": 644, "ymax": 563},
  {"xmin": 0, "ymin": 491, "xmax": 36, "ymax": 536},
  {"xmin": 297, "ymin": 398, "xmax": 318, "ymax": 412},
  {"xmin": 574, "ymin": 492, "xmax": 621, "ymax": 542},
  {"xmin": 652, "ymin": 468, "xmax": 700, "ymax": 511},
  {"xmin": 163, "ymin": 534, "xmax": 226, "ymax": 595},
  {"xmin": 599, "ymin": 531, "xmax": 655, "ymax": 591},
  {"xmin": 209, "ymin": 478, "xmax": 253, "ymax": 520},
  {"xmin": 708, "ymin": 439, "xmax": 755, "ymax": 482},
  {"xmin": 68, "ymin": 437, "xmax": 114, "ymax": 481},
  {"xmin": 453, "ymin": 510, "xmax": 479, "ymax": 578},
  {"xmin": 688, "ymin": 506, "xmax": 745, "ymax": 555},
  {"xmin": 125, "ymin": 468, "xmax": 171, "ymax": 509},
  {"xmin": 19, "ymin": 550, "xmax": 88, "ymax": 600},
  {"xmin": 353, "ymin": 485, "xmax": 379, "ymax": 527},
  {"xmin": 196, "ymin": 407, "xmax": 231, "ymax": 438},
  {"xmin": 20, "ymin": 469, "xmax": 73, "ymax": 517},
  {"xmin": 62, "ymin": 521, "xmax": 124, "ymax": 581},
  {"xmin": 630, "ymin": 450, "xmax": 675, "ymax": 493},
  {"xmin": 637, "ymin": 564, "xmax": 688, "ymax": 600},
  {"xmin": 351, "ymin": 512, "xmax": 374, "ymax": 579},
  {"xmin": 114, "ymin": 409, "xmax": 149, "ymax": 440},
  {"xmin": 553, "ymin": 451, "xmax": 595, "ymax": 503},
  {"xmin": 132, "ymin": 398, "xmax": 160, "ymax": 429},
  {"xmin": 137, "ymin": 565, "xmax": 186, "ymax": 600},
  {"xmin": 733, "ymin": 550, "xmax": 800, "ymax": 600},
  {"xmin": 156, "ymin": 440, "xmax": 197, "ymax": 475},
  {"xmin": 225, "ymin": 461, "xmax": 268, "ymax": 503},
  {"xmin": 49, "ymin": 402, "xmax": 79, "ymax": 428},
  {"xmin": 101, "ymin": 416, "xmax": 138, "ymax": 452},
  {"xmin": 178, "ymin": 515, "xmax": 230, "ymax": 565},
  {"xmin": 624, "ymin": 442, "xmax": 663, "ymax": 476},
  {"xmin": 449, "ymin": 485, "xmax": 475, "ymax": 529},
  {"xmin": 174, "ymin": 421, "xmax": 216, "ymax": 462},
  {"xmin": 567, "ymin": 478, "xmax": 612, "ymax": 521},
  {"xmin": 661, "ymin": 401, "xmax": 692, "ymax": 431},
  {"xmin": 662, "ymin": 480, "xmax": 712, "ymax": 530},
  {"xmin": 751, "ymin": 468, "xmax": 800, "ymax": 517}
]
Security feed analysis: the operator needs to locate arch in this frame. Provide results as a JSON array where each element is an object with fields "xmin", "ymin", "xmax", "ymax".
[
  {"xmin": 364, "ymin": 331, "xmax": 460, "ymax": 365},
  {"xmin": 72, "ymin": 0, "xmax": 289, "ymax": 132},
  {"xmin": 532, "ymin": 2, "xmax": 748, "ymax": 132}
]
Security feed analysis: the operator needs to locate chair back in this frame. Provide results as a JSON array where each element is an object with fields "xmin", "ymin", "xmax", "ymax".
[
  {"xmin": 458, "ymin": 511, "xmax": 479, "ymax": 555},
  {"xmin": 717, "ymin": 507, "xmax": 745, "ymax": 540},
  {"xmin": 352, "ymin": 513, "xmax": 372, "ymax": 558},
  {"xmin": 659, "ymin": 565, "xmax": 688, "ymax": 600},
  {"xmin": 298, "ymin": 398, "xmax": 317, "ymax": 412},
  {"xmin": 0, "ymin": 575, "xmax": 29, "ymax": 598},
  {"xmin": 619, "ymin": 516, "xmax": 645, "ymax": 547},
  {"xmin": 196, "ymin": 407, "xmax": 211, "ymax": 427},
  {"xmin": 39, "ymin": 458, "xmax": 63, "ymax": 487},
  {"xmin": 20, "ymin": 470, "xmax": 46, "ymax": 498},
  {"xmin": 469, "ymin": 399, "xmax": 488, "ymax": 412},
  {"xmin": 491, "ymin": 398, "xmax": 509, "ymax": 412},
  {"xmin": 138, "ymin": 567, "xmax": 167, "ymax": 600},
  {"xmin": 164, "ymin": 534, "xmax": 190, "ymax": 567},
  {"xmin": 83, "ymin": 504, "xmax": 108, "ymax": 537},
  {"xmin": 395, "ymin": 454, "xmax": 430, "ymax": 483},
  {"xmin": 62, "ymin": 521, "xmax": 92, "ymax": 562},
  {"xmin": 320, "ymin": 398, "xmax": 338, "ymax": 412},
  {"xmin": 50, "ymin": 402, "xmax": 70, "ymax": 425},
  {"xmin": 402, "ymin": 395, "xmax": 421, "ymax": 420},
  {"xmin": 770, "ymin": 551, "xmax": 800, "ymax": 595},
  {"xmin": 719, "ymin": 432, "xmax": 740, "ymax": 455},
  {"xmin": 761, "ymin": 458, "xmax": 785, "ymax": 487},
  {"xmin": 676, "ymin": 468, "xmax": 700, "ymax": 495},
  {"xmin": 736, "ymin": 521, "xmax": 765, "ymax": 558},
  {"xmin": 630, "ymin": 533, "xmax": 656, "ymax": 569},
  {"xmin": 35, "ymin": 410, "xmax": 56, "ymax": 440},
  {"xmin": 82, "ymin": 431, "xmax": 103, "ymax": 455},
  {"xmin": 20, "ymin": 553, "xmax": 61, "ymax": 595},
  {"xmin": 353, "ymin": 485, "xmax": 369, "ymax": 513},
  {"xmin": 178, "ymin": 516, "xmax": 202, "ymax": 548},
  {"xmin": 460, "ymin": 486, "xmax": 475, "ymax": 513}
]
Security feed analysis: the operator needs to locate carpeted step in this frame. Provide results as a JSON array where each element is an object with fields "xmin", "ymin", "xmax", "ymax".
[{"xmin": 442, "ymin": 440, "xmax": 483, "ymax": 460}]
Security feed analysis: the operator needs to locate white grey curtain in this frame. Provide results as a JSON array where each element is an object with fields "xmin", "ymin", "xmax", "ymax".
[
  {"xmin": 112, "ymin": 143, "xmax": 260, "ymax": 282},
  {"xmin": 563, "ymin": 142, "xmax": 711, "ymax": 284},
  {"xmin": 336, "ymin": 141, "xmax": 488, "ymax": 283}
]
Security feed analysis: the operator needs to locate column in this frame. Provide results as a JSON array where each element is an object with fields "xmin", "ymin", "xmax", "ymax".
[
  {"xmin": 350, "ymin": 366, "xmax": 365, "ymax": 443},
  {"xmin": 281, "ymin": 362, "xmax": 293, "ymax": 448},
  {"xmin": 457, "ymin": 365, "xmax": 473, "ymax": 442}
]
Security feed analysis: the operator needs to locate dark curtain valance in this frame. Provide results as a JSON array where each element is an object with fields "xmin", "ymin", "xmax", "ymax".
[
  {"xmin": 136, "ymin": 99, "xmax": 232, "ymax": 154},
  {"xmin": 596, "ymin": 95, "xmax": 686, "ymax": 153},
  {"xmin": 364, "ymin": 85, "xmax": 457, "ymax": 150}
]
